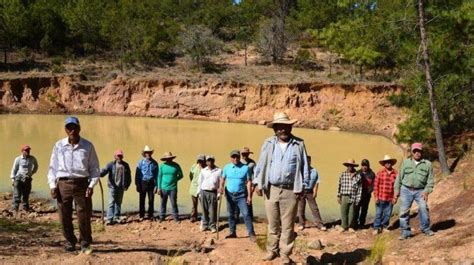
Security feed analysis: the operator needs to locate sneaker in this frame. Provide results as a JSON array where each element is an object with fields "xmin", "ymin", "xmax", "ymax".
[
  {"xmin": 298, "ymin": 225, "xmax": 305, "ymax": 231},
  {"xmin": 225, "ymin": 233, "xmax": 237, "ymax": 239},
  {"xmin": 81, "ymin": 245, "xmax": 93, "ymax": 255},
  {"xmin": 398, "ymin": 234, "xmax": 410, "ymax": 240},
  {"xmin": 249, "ymin": 234, "xmax": 257, "ymax": 243},
  {"xmin": 105, "ymin": 220, "xmax": 114, "ymax": 226},
  {"xmin": 210, "ymin": 227, "xmax": 217, "ymax": 233},
  {"xmin": 316, "ymin": 223, "xmax": 327, "ymax": 231},
  {"xmin": 372, "ymin": 229, "xmax": 381, "ymax": 235},
  {"xmin": 280, "ymin": 254, "xmax": 293, "ymax": 264},
  {"xmin": 174, "ymin": 219, "xmax": 180, "ymax": 224},
  {"xmin": 348, "ymin": 228, "xmax": 356, "ymax": 233},
  {"xmin": 64, "ymin": 242, "xmax": 76, "ymax": 252},
  {"xmin": 424, "ymin": 230, "xmax": 435, "ymax": 236},
  {"xmin": 262, "ymin": 251, "xmax": 279, "ymax": 261}
]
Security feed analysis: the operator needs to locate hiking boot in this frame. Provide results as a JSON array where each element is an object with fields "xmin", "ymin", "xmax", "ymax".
[
  {"xmin": 225, "ymin": 233, "xmax": 237, "ymax": 239},
  {"xmin": 280, "ymin": 254, "xmax": 293, "ymax": 264},
  {"xmin": 262, "ymin": 251, "xmax": 279, "ymax": 261},
  {"xmin": 249, "ymin": 234, "xmax": 257, "ymax": 243},
  {"xmin": 105, "ymin": 220, "xmax": 114, "ymax": 226},
  {"xmin": 316, "ymin": 223, "xmax": 327, "ymax": 231},
  {"xmin": 398, "ymin": 234, "xmax": 410, "ymax": 240},
  {"xmin": 80, "ymin": 245, "xmax": 93, "ymax": 255},
  {"xmin": 424, "ymin": 230, "xmax": 435, "ymax": 236},
  {"xmin": 372, "ymin": 229, "xmax": 381, "ymax": 235},
  {"xmin": 64, "ymin": 242, "xmax": 76, "ymax": 252}
]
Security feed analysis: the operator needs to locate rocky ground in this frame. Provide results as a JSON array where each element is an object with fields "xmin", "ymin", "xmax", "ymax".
[{"xmin": 0, "ymin": 148, "xmax": 473, "ymax": 264}]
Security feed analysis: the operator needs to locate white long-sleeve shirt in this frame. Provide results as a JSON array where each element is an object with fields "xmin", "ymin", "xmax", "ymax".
[
  {"xmin": 197, "ymin": 167, "xmax": 222, "ymax": 193},
  {"xmin": 47, "ymin": 137, "xmax": 100, "ymax": 189}
]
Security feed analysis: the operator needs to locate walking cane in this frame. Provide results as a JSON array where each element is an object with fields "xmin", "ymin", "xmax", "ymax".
[
  {"xmin": 216, "ymin": 193, "xmax": 222, "ymax": 240},
  {"xmin": 98, "ymin": 178, "xmax": 105, "ymax": 225}
]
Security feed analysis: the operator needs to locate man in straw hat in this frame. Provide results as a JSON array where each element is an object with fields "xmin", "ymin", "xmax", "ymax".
[
  {"xmin": 372, "ymin": 155, "xmax": 398, "ymax": 234},
  {"xmin": 135, "ymin": 145, "xmax": 158, "ymax": 220},
  {"xmin": 394, "ymin": 143, "xmax": 435, "ymax": 240},
  {"xmin": 11, "ymin": 144, "xmax": 38, "ymax": 212},
  {"xmin": 47, "ymin": 116, "xmax": 100, "ymax": 253},
  {"xmin": 337, "ymin": 159, "xmax": 362, "ymax": 231},
  {"xmin": 100, "ymin": 149, "xmax": 132, "ymax": 225},
  {"xmin": 254, "ymin": 112, "xmax": 310, "ymax": 263},
  {"xmin": 156, "ymin": 152, "xmax": 183, "ymax": 223},
  {"xmin": 189, "ymin": 154, "xmax": 206, "ymax": 222}
]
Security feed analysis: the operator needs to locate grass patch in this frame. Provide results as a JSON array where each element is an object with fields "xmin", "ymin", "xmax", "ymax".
[
  {"xmin": 368, "ymin": 234, "xmax": 390, "ymax": 264},
  {"xmin": 294, "ymin": 238, "xmax": 310, "ymax": 254},
  {"xmin": 164, "ymin": 257, "xmax": 188, "ymax": 265},
  {"xmin": 0, "ymin": 217, "xmax": 61, "ymax": 233},
  {"xmin": 256, "ymin": 232, "xmax": 267, "ymax": 251}
]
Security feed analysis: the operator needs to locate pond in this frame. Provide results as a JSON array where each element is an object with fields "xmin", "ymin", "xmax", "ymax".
[{"xmin": 0, "ymin": 114, "xmax": 402, "ymax": 220}]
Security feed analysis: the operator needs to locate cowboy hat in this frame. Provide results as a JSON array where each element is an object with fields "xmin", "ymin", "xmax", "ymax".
[
  {"xmin": 160, "ymin": 151, "xmax": 176, "ymax": 161},
  {"xmin": 343, "ymin": 159, "xmax": 359, "ymax": 167},
  {"xmin": 142, "ymin": 145, "xmax": 154, "ymax": 153},
  {"xmin": 240, "ymin": 147, "xmax": 253, "ymax": 154},
  {"xmin": 379, "ymin": 155, "xmax": 397, "ymax": 166},
  {"xmin": 267, "ymin": 112, "xmax": 298, "ymax": 127}
]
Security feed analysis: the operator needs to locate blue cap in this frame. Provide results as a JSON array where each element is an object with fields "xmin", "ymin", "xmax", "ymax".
[{"xmin": 65, "ymin": 116, "xmax": 80, "ymax": 126}]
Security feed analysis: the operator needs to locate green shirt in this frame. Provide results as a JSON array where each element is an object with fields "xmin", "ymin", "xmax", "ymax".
[
  {"xmin": 188, "ymin": 163, "xmax": 202, "ymax": 196},
  {"xmin": 395, "ymin": 158, "xmax": 434, "ymax": 194},
  {"xmin": 157, "ymin": 161, "xmax": 183, "ymax": 191}
]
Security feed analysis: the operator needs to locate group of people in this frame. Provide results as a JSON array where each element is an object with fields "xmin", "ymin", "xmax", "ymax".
[{"xmin": 10, "ymin": 112, "xmax": 436, "ymax": 263}]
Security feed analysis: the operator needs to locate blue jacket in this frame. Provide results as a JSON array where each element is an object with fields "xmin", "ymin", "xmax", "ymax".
[
  {"xmin": 135, "ymin": 158, "xmax": 159, "ymax": 186},
  {"xmin": 100, "ymin": 161, "xmax": 132, "ymax": 190}
]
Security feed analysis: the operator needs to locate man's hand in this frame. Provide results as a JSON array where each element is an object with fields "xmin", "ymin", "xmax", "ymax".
[
  {"xmin": 295, "ymin": 192, "xmax": 303, "ymax": 200},
  {"xmin": 50, "ymin": 188, "xmax": 58, "ymax": 199},
  {"xmin": 246, "ymin": 196, "xmax": 252, "ymax": 205},
  {"xmin": 313, "ymin": 192, "xmax": 318, "ymax": 199},
  {"xmin": 218, "ymin": 188, "xmax": 224, "ymax": 195},
  {"xmin": 255, "ymin": 187, "xmax": 263, "ymax": 197},
  {"xmin": 337, "ymin": 197, "xmax": 341, "ymax": 204},
  {"xmin": 421, "ymin": 192, "xmax": 429, "ymax": 202},
  {"xmin": 392, "ymin": 192, "xmax": 399, "ymax": 204},
  {"xmin": 85, "ymin": 187, "xmax": 93, "ymax": 198}
]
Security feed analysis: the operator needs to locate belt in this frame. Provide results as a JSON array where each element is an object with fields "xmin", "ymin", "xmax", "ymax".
[
  {"xmin": 271, "ymin": 183, "xmax": 294, "ymax": 190},
  {"xmin": 58, "ymin": 177, "xmax": 88, "ymax": 181},
  {"xmin": 202, "ymin": 189, "xmax": 217, "ymax": 193},
  {"xmin": 403, "ymin": 185, "xmax": 423, "ymax": 191}
]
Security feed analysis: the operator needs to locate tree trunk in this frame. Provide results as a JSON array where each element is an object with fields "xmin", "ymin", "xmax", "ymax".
[
  {"xmin": 4, "ymin": 50, "xmax": 7, "ymax": 64},
  {"xmin": 418, "ymin": 0, "xmax": 450, "ymax": 175},
  {"xmin": 244, "ymin": 44, "xmax": 248, "ymax": 66}
]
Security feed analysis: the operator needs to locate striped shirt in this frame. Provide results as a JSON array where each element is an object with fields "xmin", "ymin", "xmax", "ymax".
[
  {"xmin": 47, "ymin": 137, "xmax": 100, "ymax": 189},
  {"xmin": 374, "ymin": 168, "xmax": 398, "ymax": 201},
  {"xmin": 337, "ymin": 171, "xmax": 362, "ymax": 204}
]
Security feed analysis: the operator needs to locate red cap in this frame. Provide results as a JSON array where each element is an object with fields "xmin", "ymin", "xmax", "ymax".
[
  {"xmin": 21, "ymin": 145, "xmax": 31, "ymax": 151},
  {"xmin": 114, "ymin": 149, "xmax": 124, "ymax": 157},
  {"xmin": 411, "ymin": 142, "xmax": 423, "ymax": 151}
]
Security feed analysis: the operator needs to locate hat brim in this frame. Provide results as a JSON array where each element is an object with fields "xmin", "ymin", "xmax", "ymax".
[
  {"xmin": 267, "ymin": 119, "xmax": 298, "ymax": 128},
  {"xmin": 343, "ymin": 162, "xmax": 359, "ymax": 167},
  {"xmin": 241, "ymin": 151, "xmax": 253, "ymax": 154},
  {"xmin": 160, "ymin": 156, "xmax": 176, "ymax": 161},
  {"xmin": 379, "ymin": 159, "xmax": 397, "ymax": 166}
]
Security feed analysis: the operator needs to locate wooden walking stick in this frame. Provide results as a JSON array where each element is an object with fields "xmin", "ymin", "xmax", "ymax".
[
  {"xmin": 216, "ymin": 193, "xmax": 222, "ymax": 240},
  {"xmin": 98, "ymin": 178, "xmax": 105, "ymax": 225}
]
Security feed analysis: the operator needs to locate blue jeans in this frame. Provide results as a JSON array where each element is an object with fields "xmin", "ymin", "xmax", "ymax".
[
  {"xmin": 373, "ymin": 200, "xmax": 393, "ymax": 229},
  {"xmin": 399, "ymin": 185, "xmax": 431, "ymax": 236},
  {"xmin": 107, "ymin": 188, "xmax": 124, "ymax": 221},
  {"xmin": 160, "ymin": 189, "xmax": 179, "ymax": 220},
  {"xmin": 225, "ymin": 189, "xmax": 255, "ymax": 236}
]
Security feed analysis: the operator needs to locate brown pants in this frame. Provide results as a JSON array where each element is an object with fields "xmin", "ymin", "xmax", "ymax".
[
  {"xmin": 297, "ymin": 191, "xmax": 323, "ymax": 226},
  {"xmin": 191, "ymin": 195, "xmax": 199, "ymax": 220},
  {"xmin": 57, "ymin": 178, "xmax": 92, "ymax": 247},
  {"xmin": 264, "ymin": 185, "xmax": 298, "ymax": 258}
]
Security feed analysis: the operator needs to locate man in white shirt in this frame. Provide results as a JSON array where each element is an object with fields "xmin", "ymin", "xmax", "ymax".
[
  {"xmin": 197, "ymin": 155, "xmax": 222, "ymax": 233},
  {"xmin": 47, "ymin": 116, "xmax": 100, "ymax": 254}
]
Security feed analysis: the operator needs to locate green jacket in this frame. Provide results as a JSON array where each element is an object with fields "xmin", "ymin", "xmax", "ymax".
[
  {"xmin": 188, "ymin": 163, "xmax": 202, "ymax": 196},
  {"xmin": 395, "ymin": 158, "xmax": 434, "ymax": 194},
  {"xmin": 157, "ymin": 161, "xmax": 183, "ymax": 191}
]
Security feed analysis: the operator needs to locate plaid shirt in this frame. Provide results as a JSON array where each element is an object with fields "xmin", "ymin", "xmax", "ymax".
[
  {"xmin": 337, "ymin": 171, "xmax": 362, "ymax": 204},
  {"xmin": 374, "ymin": 168, "xmax": 398, "ymax": 201}
]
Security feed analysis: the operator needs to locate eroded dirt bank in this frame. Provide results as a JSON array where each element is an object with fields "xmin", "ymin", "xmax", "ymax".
[{"xmin": 0, "ymin": 75, "xmax": 404, "ymax": 138}]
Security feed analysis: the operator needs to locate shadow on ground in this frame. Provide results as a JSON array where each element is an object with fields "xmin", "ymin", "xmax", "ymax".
[{"xmin": 305, "ymin": 248, "xmax": 370, "ymax": 265}]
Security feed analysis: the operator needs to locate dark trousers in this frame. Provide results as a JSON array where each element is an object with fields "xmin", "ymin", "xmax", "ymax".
[
  {"xmin": 201, "ymin": 190, "xmax": 218, "ymax": 229},
  {"xmin": 297, "ymin": 191, "xmax": 323, "ymax": 226},
  {"xmin": 138, "ymin": 180, "xmax": 155, "ymax": 218},
  {"xmin": 12, "ymin": 179, "xmax": 32, "ymax": 210},
  {"xmin": 354, "ymin": 193, "xmax": 371, "ymax": 227},
  {"xmin": 160, "ymin": 189, "xmax": 179, "ymax": 220},
  {"xmin": 57, "ymin": 178, "xmax": 92, "ymax": 247},
  {"xmin": 225, "ymin": 189, "xmax": 255, "ymax": 236},
  {"xmin": 191, "ymin": 195, "xmax": 199, "ymax": 221}
]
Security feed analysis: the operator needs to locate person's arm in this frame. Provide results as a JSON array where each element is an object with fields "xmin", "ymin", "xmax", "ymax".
[
  {"xmin": 156, "ymin": 164, "xmax": 163, "ymax": 190},
  {"xmin": 393, "ymin": 161, "xmax": 405, "ymax": 203},
  {"xmin": 355, "ymin": 175, "xmax": 362, "ymax": 205},
  {"xmin": 176, "ymin": 164, "xmax": 183, "ymax": 181},
  {"xmin": 374, "ymin": 171, "xmax": 380, "ymax": 203},
  {"xmin": 135, "ymin": 162, "xmax": 142, "ymax": 192},
  {"xmin": 337, "ymin": 174, "xmax": 342, "ymax": 204},
  {"xmin": 87, "ymin": 144, "xmax": 100, "ymax": 189},
  {"xmin": 31, "ymin": 156, "xmax": 39, "ymax": 176},
  {"xmin": 246, "ymin": 179, "xmax": 252, "ymax": 204},
  {"xmin": 100, "ymin": 162, "xmax": 111, "ymax": 178},
  {"xmin": 219, "ymin": 167, "xmax": 226, "ymax": 194},
  {"xmin": 197, "ymin": 171, "xmax": 203, "ymax": 195},
  {"xmin": 189, "ymin": 165, "xmax": 195, "ymax": 181},
  {"xmin": 47, "ymin": 144, "xmax": 59, "ymax": 198},
  {"xmin": 422, "ymin": 162, "xmax": 434, "ymax": 202},
  {"xmin": 300, "ymin": 144, "xmax": 310, "ymax": 194},
  {"xmin": 10, "ymin": 157, "xmax": 19, "ymax": 182},
  {"xmin": 124, "ymin": 163, "xmax": 132, "ymax": 190}
]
